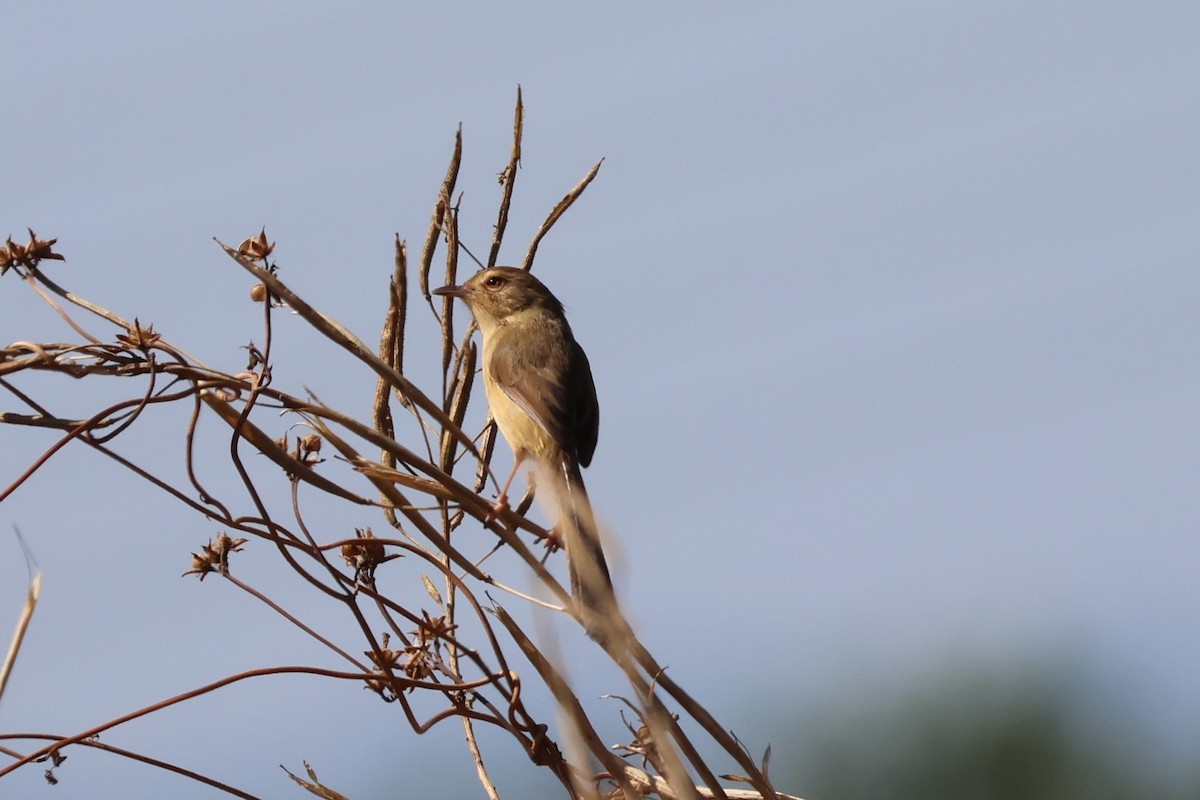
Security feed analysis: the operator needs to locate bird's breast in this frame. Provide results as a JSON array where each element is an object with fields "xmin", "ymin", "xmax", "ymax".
[{"xmin": 483, "ymin": 353, "xmax": 557, "ymax": 462}]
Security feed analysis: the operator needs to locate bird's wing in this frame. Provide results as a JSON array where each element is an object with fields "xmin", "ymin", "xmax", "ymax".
[
  {"xmin": 489, "ymin": 319, "xmax": 599, "ymax": 467},
  {"xmin": 566, "ymin": 340, "xmax": 599, "ymax": 468}
]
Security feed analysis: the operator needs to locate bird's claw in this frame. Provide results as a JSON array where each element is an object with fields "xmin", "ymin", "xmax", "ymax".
[
  {"xmin": 486, "ymin": 494, "xmax": 511, "ymax": 523},
  {"xmin": 542, "ymin": 524, "xmax": 564, "ymax": 553}
]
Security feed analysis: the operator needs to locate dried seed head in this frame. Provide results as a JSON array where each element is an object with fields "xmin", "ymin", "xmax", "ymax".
[
  {"xmin": 341, "ymin": 527, "xmax": 387, "ymax": 580},
  {"xmin": 1, "ymin": 229, "xmax": 65, "ymax": 275},
  {"xmin": 237, "ymin": 227, "xmax": 275, "ymax": 261},
  {"xmin": 115, "ymin": 319, "xmax": 161, "ymax": 351},
  {"xmin": 182, "ymin": 533, "xmax": 248, "ymax": 580},
  {"xmin": 297, "ymin": 434, "xmax": 323, "ymax": 465}
]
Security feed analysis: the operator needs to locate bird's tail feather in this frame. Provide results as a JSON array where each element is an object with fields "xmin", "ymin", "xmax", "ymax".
[{"xmin": 555, "ymin": 458, "xmax": 615, "ymax": 618}]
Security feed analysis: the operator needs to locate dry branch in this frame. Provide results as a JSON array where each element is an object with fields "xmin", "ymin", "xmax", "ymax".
[{"xmin": 0, "ymin": 96, "xmax": 791, "ymax": 800}]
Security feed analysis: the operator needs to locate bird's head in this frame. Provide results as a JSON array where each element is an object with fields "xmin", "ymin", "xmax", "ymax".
[{"xmin": 433, "ymin": 267, "xmax": 564, "ymax": 330}]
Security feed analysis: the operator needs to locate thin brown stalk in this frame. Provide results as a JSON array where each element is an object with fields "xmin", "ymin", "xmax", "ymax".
[
  {"xmin": 304, "ymin": 416, "xmax": 498, "ymax": 585},
  {"xmin": 200, "ymin": 392, "xmax": 371, "ymax": 504},
  {"xmin": 421, "ymin": 127, "xmax": 463, "ymax": 300},
  {"xmin": 22, "ymin": 272, "xmax": 115, "ymax": 344},
  {"xmin": 22, "ymin": 268, "xmax": 130, "ymax": 330},
  {"xmin": 615, "ymin": 766, "xmax": 806, "ymax": 800},
  {"xmin": 26, "ymin": 268, "xmax": 212, "ymax": 368},
  {"xmin": 0, "ymin": 112, "xmax": 799, "ymax": 800},
  {"xmin": 0, "ymin": 392, "xmax": 179, "ymax": 505},
  {"xmin": 219, "ymin": 243, "xmax": 483, "ymax": 461},
  {"xmin": 522, "ymin": 158, "xmax": 604, "ymax": 271},
  {"xmin": 462, "ymin": 714, "xmax": 502, "ymax": 800},
  {"xmin": 489, "ymin": 86, "xmax": 524, "ymax": 267},
  {"xmin": 0, "ymin": 666, "xmax": 435, "ymax": 779},
  {"xmin": 221, "ymin": 570, "xmax": 367, "ymax": 671},
  {"xmin": 298, "ymin": 400, "xmax": 548, "ymax": 541},
  {"xmin": 0, "ymin": 734, "xmax": 261, "ymax": 799},
  {"xmin": 631, "ymin": 642, "xmax": 778, "ymax": 799},
  {"xmin": 493, "ymin": 606, "xmax": 638, "ymax": 799},
  {"xmin": 0, "ymin": 571, "xmax": 39, "ymax": 702},
  {"xmin": 375, "ymin": 236, "xmax": 409, "ymax": 447},
  {"xmin": 440, "ymin": 339, "xmax": 476, "ymax": 473}
]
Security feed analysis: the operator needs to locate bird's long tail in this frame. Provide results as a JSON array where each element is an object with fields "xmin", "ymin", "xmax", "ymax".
[{"xmin": 555, "ymin": 457, "xmax": 615, "ymax": 618}]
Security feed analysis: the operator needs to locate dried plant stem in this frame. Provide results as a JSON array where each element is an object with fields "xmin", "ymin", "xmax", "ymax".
[
  {"xmin": 0, "ymin": 734, "xmax": 261, "ymax": 800},
  {"xmin": 1, "ymin": 93, "xmax": 794, "ymax": 800},
  {"xmin": 522, "ymin": 158, "xmax": 604, "ymax": 271},
  {"xmin": 220, "ymin": 244, "xmax": 483, "ymax": 462},
  {"xmin": 0, "ymin": 666, "xmax": 450, "ymax": 779},
  {"xmin": 0, "ymin": 569, "xmax": 39, "ymax": 702},
  {"xmin": 489, "ymin": 86, "xmax": 524, "ymax": 267}
]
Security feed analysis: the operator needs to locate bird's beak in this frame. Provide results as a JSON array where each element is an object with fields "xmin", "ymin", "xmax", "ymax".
[{"xmin": 432, "ymin": 284, "xmax": 467, "ymax": 298}]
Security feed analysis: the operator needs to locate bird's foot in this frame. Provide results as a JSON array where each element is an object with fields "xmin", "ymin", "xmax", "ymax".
[
  {"xmin": 542, "ymin": 524, "xmax": 564, "ymax": 554},
  {"xmin": 486, "ymin": 493, "xmax": 511, "ymax": 523}
]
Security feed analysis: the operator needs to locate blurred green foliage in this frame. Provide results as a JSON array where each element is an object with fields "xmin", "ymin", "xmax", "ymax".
[{"xmin": 779, "ymin": 665, "xmax": 1198, "ymax": 800}]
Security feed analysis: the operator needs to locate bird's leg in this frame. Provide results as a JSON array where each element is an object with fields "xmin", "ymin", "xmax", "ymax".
[{"xmin": 490, "ymin": 453, "xmax": 525, "ymax": 519}]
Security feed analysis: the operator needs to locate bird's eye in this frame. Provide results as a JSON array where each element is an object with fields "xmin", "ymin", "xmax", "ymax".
[{"xmin": 484, "ymin": 275, "xmax": 505, "ymax": 288}]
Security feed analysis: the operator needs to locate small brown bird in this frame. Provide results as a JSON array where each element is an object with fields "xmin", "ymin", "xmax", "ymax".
[{"xmin": 433, "ymin": 267, "xmax": 614, "ymax": 615}]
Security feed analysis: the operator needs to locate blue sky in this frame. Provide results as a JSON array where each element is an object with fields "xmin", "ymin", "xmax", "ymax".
[{"xmin": 3, "ymin": 2, "xmax": 1198, "ymax": 797}]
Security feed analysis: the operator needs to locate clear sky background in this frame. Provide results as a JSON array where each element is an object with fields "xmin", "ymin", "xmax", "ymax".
[{"xmin": 3, "ymin": 2, "xmax": 1198, "ymax": 798}]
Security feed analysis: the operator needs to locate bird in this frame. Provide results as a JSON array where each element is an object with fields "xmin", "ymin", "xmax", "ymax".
[{"xmin": 433, "ymin": 267, "xmax": 614, "ymax": 617}]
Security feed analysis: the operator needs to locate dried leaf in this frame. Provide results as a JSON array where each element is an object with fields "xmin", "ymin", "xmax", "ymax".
[{"xmin": 421, "ymin": 574, "xmax": 443, "ymax": 607}]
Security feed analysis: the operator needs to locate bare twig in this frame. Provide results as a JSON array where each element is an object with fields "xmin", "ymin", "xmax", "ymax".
[
  {"xmin": 490, "ymin": 86, "xmax": 524, "ymax": 268},
  {"xmin": 0, "ymin": 529, "xmax": 40, "ymax": 702},
  {"xmin": 0, "ymin": 104, "xmax": 795, "ymax": 800},
  {"xmin": 522, "ymin": 158, "xmax": 604, "ymax": 271}
]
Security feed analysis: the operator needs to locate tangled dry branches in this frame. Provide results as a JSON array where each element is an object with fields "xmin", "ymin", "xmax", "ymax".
[{"xmin": 0, "ymin": 93, "xmax": 798, "ymax": 800}]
